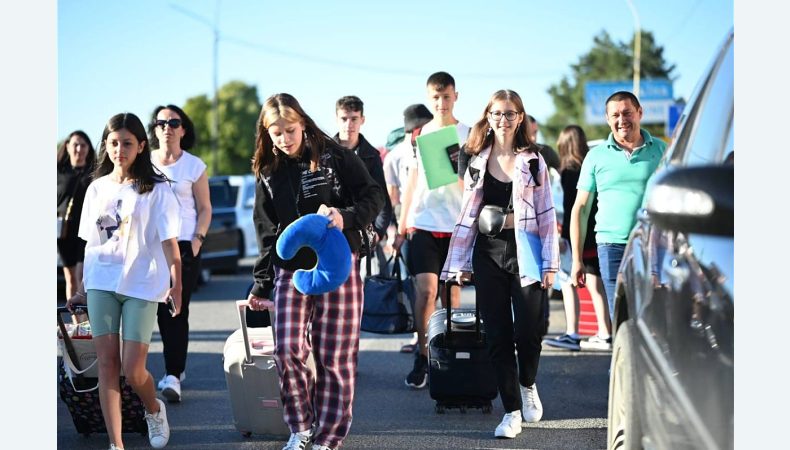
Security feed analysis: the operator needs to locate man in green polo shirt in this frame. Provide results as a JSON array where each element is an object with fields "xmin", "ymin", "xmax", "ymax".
[{"xmin": 569, "ymin": 91, "xmax": 666, "ymax": 321}]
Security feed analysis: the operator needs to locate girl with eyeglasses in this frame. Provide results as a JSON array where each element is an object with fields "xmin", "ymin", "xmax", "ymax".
[
  {"xmin": 57, "ymin": 130, "xmax": 97, "ymax": 300},
  {"xmin": 246, "ymin": 93, "xmax": 384, "ymax": 450},
  {"xmin": 147, "ymin": 104, "xmax": 211, "ymax": 403},
  {"xmin": 67, "ymin": 112, "xmax": 182, "ymax": 450},
  {"xmin": 441, "ymin": 89, "xmax": 559, "ymax": 439}
]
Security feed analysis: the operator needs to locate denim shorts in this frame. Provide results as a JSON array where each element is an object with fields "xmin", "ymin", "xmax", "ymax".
[{"xmin": 86, "ymin": 289, "xmax": 159, "ymax": 344}]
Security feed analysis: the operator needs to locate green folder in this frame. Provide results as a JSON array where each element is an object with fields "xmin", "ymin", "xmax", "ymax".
[{"xmin": 415, "ymin": 125, "xmax": 460, "ymax": 190}]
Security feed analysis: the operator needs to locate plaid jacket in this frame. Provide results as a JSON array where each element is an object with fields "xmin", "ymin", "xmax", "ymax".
[{"xmin": 440, "ymin": 146, "xmax": 559, "ymax": 287}]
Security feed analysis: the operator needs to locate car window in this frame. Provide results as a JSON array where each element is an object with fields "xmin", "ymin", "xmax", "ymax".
[
  {"xmin": 666, "ymin": 32, "xmax": 733, "ymax": 166},
  {"xmin": 209, "ymin": 181, "xmax": 237, "ymax": 208},
  {"xmin": 683, "ymin": 38, "xmax": 733, "ymax": 166}
]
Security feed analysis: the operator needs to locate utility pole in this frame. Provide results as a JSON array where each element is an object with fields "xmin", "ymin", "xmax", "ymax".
[
  {"xmin": 170, "ymin": 1, "xmax": 221, "ymax": 174},
  {"xmin": 211, "ymin": 0, "xmax": 220, "ymax": 175},
  {"xmin": 626, "ymin": 0, "xmax": 641, "ymax": 98}
]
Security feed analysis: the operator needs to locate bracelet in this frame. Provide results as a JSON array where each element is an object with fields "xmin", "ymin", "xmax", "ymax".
[{"xmin": 194, "ymin": 233, "xmax": 206, "ymax": 242}]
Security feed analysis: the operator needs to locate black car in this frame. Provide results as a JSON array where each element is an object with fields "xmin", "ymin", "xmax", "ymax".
[
  {"xmin": 201, "ymin": 176, "xmax": 245, "ymax": 280},
  {"xmin": 607, "ymin": 31, "xmax": 733, "ymax": 450}
]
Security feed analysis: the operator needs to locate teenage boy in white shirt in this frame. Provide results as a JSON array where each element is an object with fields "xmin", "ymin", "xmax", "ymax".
[{"xmin": 394, "ymin": 71, "xmax": 470, "ymax": 389}]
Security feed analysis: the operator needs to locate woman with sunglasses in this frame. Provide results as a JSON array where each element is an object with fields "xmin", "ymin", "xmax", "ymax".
[
  {"xmin": 57, "ymin": 130, "xmax": 97, "ymax": 299},
  {"xmin": 67, "ymin": 112, "xmax": 181, "ymax": 450},
  {"xmin": 146, "ymin": 104, "xmax": 211, "ymax": 404},
  {"xmin": 441, "ymin": 90, "xmax": 558, "ymax": 439},
  {"xmin": 247, "ymin": 93, "xmax": 383, "ymax": 450}
]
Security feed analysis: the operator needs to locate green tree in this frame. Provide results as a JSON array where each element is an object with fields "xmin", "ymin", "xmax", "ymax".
[
  {"xmin": 183, "ymin": 80, "xmax": 262, "ymax": 175},
  {"xmin": 544, "ymin": 30, "xmax": 676, "ymax": 143}
]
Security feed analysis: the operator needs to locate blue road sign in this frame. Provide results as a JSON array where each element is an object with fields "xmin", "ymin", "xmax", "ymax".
[{"xmin": 584, "ymin": 80, "xmax": 674, "ymax": 125}]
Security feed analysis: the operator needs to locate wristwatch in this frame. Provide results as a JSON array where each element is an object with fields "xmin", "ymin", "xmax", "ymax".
[{"xmin": 194, "ymin": 233, "xmax": 206, "ymax": 242}]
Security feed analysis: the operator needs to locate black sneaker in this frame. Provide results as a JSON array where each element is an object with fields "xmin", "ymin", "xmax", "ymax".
[{"xmin": 405, "ymin": 354, "xmax": 428, "ymax": 389}]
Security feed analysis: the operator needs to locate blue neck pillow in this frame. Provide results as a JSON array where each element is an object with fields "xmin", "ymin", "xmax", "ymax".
[{"xmin": 276, "ymin": 213, "xmax": 352, "ymax": 295}]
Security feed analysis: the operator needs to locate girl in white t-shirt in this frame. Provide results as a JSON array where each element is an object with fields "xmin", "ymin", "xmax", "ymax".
[
  {"xmin": 67, "ymin": 112, "xmax": 181, "ymax": 450},
  {"xmin": 148, "ymin": 104, "xmax": 211, "ymax": 403}
]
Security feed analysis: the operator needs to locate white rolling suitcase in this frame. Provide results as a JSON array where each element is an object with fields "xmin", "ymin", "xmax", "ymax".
[{"xmin": 223, "ymin": 300, "xmax": 288, "ymax": 437}]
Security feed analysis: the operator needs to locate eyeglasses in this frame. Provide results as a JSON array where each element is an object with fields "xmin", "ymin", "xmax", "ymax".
[
  {"xmin": 155, "ymin": 119, "xmax": 182, "ymax": 129},
  {"xmin": 488, "ymin": 111, "xmax": 520, "ymax": 122}
]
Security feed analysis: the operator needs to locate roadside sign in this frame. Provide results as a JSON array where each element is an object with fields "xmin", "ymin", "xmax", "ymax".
[{"xmin": 584, "ymin": 80, "xmax": 673, "ymax": 125}]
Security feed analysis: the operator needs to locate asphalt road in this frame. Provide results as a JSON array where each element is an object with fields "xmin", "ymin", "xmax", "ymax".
[{"xmin": 57, "ymin": 263, "xmax": 611, "ymax": 449}]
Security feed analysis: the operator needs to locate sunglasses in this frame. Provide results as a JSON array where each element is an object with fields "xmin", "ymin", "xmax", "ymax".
[{"xmin": 155, "ymin": 119, "xmax": 182, "ymax": 129}]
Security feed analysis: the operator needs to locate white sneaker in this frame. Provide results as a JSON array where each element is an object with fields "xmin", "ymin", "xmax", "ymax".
[
  {"xmin": 160, "ymin": 375, "xmax": 182, "ymax": 403},
  {"xmin": 282, "ymin": 430, "xmax": 312, "ymax": 450},
  {"xmin": 494, "ymin": 410, "xmax": 523, "ymax": 438},
  {"xmin": 580, "ymin": 335, "xmax": 613, "ymax": 351},
  {"xmin": 108, "ymin": 445, "xmax": 124, "ymax": 450},
  {"xmin": 311, "ymin": 445, "xmax": 334, "ymax": 450},
  {"xmin": 157, "ymin": 372, "xmax": 185, "ymax": 390},
  {"xmin": 521, "ymin": 383, "xmax": 543, "ymax": 423},
  {"xmin": 144, "ymin": 398, "xmax": 170, "ymax": 448}
]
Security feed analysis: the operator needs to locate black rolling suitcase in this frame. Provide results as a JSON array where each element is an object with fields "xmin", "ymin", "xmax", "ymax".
[
  {"xmin": 57, "ymin": 306, "xmax": 148, "ymax": 436},
  {"xmin": 427, "ymin": 281, "xmax": 497, "ymax": 414}
]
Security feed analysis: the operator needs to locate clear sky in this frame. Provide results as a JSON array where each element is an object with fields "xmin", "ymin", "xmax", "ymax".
[{"xmin": 58, "ymin": 0, "xmax": 733, "ymax": 153}]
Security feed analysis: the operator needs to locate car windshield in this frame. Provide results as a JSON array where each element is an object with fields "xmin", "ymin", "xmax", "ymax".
[{"xmin": 209, "ymin": 182, "xmax": 239, "ymax": 208}]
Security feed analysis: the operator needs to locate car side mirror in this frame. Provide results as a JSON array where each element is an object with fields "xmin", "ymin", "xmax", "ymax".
[{"xmin": 646, "ymin": 165, "xmax": 733, "ymax": 236}]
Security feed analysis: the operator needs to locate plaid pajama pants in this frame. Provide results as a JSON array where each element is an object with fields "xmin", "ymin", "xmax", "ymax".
[{"xmin": 273, "ymin": 255, "xmax": 363, "ymax": 449}]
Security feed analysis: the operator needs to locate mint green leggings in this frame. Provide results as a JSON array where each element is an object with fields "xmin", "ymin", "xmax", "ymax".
[{"xmin": 86, "ymin": 289, "xmax": 159, "ymax": 344}]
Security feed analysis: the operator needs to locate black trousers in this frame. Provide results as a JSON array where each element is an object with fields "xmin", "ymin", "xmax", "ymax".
[
  {"xmin": 157, "ymin": 240, "xmax": 201, "ymax": 377},
  {"xmin": 473, "ymin": 231, "xmax": 546, "ymax": 412}
]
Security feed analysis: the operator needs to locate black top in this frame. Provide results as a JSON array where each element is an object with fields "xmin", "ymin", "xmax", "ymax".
[
  {"xmin": 482, "ymin": 170, "xmax": 512, "ymax": 209},
  {"xmin": 560, "ymin": 167, "xmax": 597, "ymax": 251},
  {"xmin": 250, "ymin": 140, "xmax": 385, "ymax": 297},
  {"xmin": 57, "ymin": 165, "xmax": 92, "ymax": 240}
]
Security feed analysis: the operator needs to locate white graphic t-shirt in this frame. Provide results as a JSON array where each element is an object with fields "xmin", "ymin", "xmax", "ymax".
[{"xmin": 79, "ymin": 176, "xmax": 180, "ymax": 302}]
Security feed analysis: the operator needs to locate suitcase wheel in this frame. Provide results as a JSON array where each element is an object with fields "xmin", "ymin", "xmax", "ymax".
[{"xmin": 241, "ymin": 431, "xmax": 252, "ymax": 438}]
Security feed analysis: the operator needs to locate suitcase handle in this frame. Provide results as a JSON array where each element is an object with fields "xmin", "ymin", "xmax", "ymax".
[
  {"xmin": 444, "ymin": 280, "xmax": 482, "ymax": 345},
  {"xmin": 235, "ymin": 300, "xmax": 275, "ymax": 364}
]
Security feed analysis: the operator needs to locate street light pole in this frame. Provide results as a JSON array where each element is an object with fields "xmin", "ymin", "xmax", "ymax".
[
  {"xmin": 211, "ymin": 0, "xmax": 220, "ymax": 176},
  {"xmin": 625, "ymin": 0, "xmax": 641, "ymax": 98},
  {"xmin": 169, "ymin": 1, "xmax": 221, "ymax": 174}
]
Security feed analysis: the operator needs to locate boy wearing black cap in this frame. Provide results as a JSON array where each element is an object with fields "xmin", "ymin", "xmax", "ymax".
[{"xmin": 383, "ymin": 104, "xmax": 433, "ymax": 211}]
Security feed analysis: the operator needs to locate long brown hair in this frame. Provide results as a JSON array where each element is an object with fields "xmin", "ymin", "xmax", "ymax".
[
  {"xmin": 557, "ymin": 125, "xmax": 590, "ymax": 171},
  {"xmin": 464, "ymin": 89, "xmax": 535, "ymax": 156},
  {"xmin": 94, "ymin": 113, "xmax": 165, "ymax": 194},
  {"xmin": 252, "ymin": 93, "xmax": 330, "ymax": 177}
]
